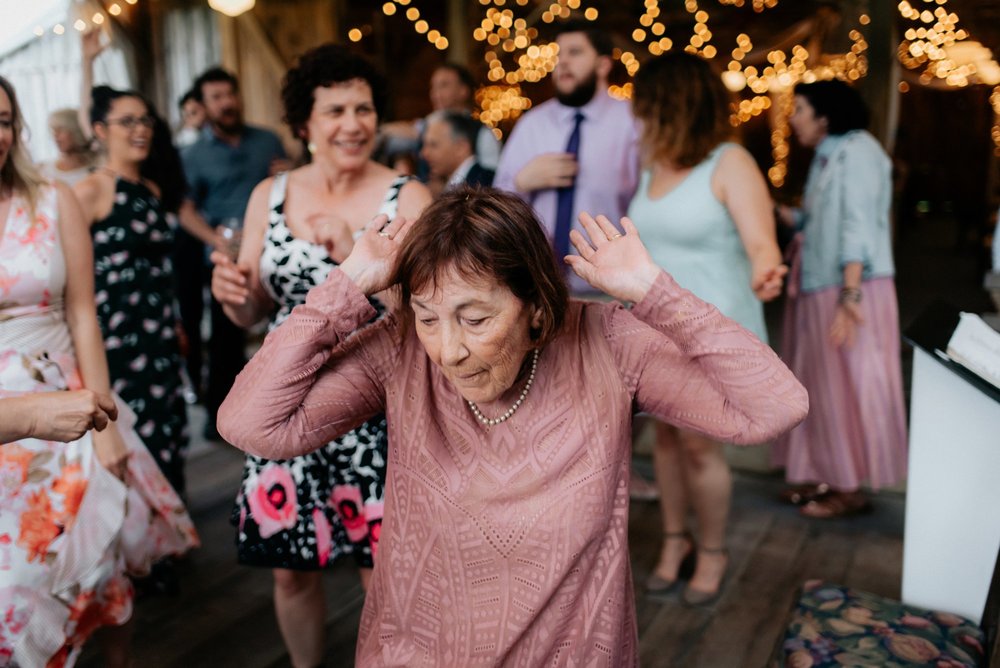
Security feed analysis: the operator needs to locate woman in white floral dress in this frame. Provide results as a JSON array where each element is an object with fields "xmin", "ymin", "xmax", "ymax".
[{"xmin": 0, "ymin": 76, "xmax": 197, "ymax": 667}]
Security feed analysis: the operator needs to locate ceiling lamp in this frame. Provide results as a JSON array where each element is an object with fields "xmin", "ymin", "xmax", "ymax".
[{"xmin": 208, "ymin": 0, "xmax": 255, "ymax": 18}]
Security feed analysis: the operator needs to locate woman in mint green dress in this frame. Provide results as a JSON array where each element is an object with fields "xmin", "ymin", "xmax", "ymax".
[{"xmin": 628, "ymin": 52, "xmax": 786, "ymax": 605}]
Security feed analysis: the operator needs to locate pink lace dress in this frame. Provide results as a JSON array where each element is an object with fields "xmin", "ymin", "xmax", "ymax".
[{"xmin": 0, "ymin": 186, "xmax": 199, "ymax": 667}]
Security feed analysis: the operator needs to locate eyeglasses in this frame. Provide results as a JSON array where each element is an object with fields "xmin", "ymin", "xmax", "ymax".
[{"xmin": 105, "ymin": 115, "xmax": 155, "ymax": 131}]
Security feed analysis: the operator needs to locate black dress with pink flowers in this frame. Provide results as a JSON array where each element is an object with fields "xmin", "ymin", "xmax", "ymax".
[
  {"xmin": 91, "ymin": 176, "xmax": 189, "ymax": 494},
  {"xmin": 231, "ymin": 173, "xmax": 403, "ymax": 571}
]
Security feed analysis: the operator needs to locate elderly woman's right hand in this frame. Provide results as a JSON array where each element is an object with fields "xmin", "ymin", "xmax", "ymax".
[
  {"xmin": 210, "ymin": 250, "xmax": 252, "ymax": 306},
  {"xmin": 566, "ymin": 213, "xmax": 662, "ymax": 303},
  {"xmin": 339, "ymin": 214, "xmax": 416, "ymax": 295}
]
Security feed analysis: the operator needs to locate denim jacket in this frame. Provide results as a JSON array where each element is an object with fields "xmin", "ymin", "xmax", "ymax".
[{"xmin": 795, "ymin": 130, "xmax": 896, "ymax": 293}]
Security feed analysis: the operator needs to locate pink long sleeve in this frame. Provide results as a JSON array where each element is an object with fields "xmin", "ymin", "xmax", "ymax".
[
  {"xmin": 607, "ymin": 270, "xmax": 808, "ymax": 444},
  {"xmin": 218, "ymin": 269, "xmax": 399, "ymax": 459}
]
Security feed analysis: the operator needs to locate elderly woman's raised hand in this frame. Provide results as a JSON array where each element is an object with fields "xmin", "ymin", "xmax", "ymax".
[
  {"xmin": 565, "ymin": 213, "xmax": 662, "ymax": 303},
  {"xmin": 339, "ymin": 214, "xmax": 415, "ymax": 296}
]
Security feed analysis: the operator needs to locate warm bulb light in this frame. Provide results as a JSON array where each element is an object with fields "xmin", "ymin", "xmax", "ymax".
[
  {"xmin": 208, "ymin": 0, "xmax": 256, "ymax": 18},
  {"xmin": 721, "ymin": 70, "xmax": 746, "ymax": 91}
]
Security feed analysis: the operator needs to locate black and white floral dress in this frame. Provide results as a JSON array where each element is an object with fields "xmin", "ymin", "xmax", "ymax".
[
  {"xmin": 91, "ymin": 177, "xmax": 189, "ymax": 494},
  {"xmin": 232, "ymin": 172, "xmax": 407, "ymax": 570}
]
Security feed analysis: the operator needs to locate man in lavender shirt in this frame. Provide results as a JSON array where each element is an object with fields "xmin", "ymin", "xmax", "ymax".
[{"xmin": 494, "ymin": 20, "xmax": 640, "ymax": 294}]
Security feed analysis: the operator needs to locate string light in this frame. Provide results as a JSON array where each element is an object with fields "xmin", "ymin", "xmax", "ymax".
[
  {"xmin": 718, "ymin": 0, "xmax": 778, "ymax": 10},
  {"xmin": 367, "ymin": 0, "xmax": 449, "ymax": 50},
  {"xmin": 475, "ymin": 84, "xmax": 532, "ymax": 137},
  {"xmin": 767, "ymin": 92, "xmax": 793, "ymax": 187},
  {"xmin": 992, "ymin": 86, "xmax": 1000, "ymax": 156},
  {"xmin": 717, "ymin": 18, "xmax": 869, "ymax": 186},
  {"xmin": 896, "ymin": 0, "xmax": 1000, "ymax": 88}
]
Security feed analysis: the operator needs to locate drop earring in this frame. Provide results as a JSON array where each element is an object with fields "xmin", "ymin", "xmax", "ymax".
[{"xmin": 307, "ymin": 141, "xmax": 317, "ymax": 154}]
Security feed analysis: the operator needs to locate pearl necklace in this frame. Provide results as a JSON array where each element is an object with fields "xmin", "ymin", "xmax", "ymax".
[{"xmin": 466, "ymin": 348, "xmax": 540, "ymax": 427}]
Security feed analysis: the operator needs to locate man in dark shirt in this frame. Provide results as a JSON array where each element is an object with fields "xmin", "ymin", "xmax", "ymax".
[
  {"xmin": 421, "ymin": 111, "xmax": 495, "ymax": 192},
  {"xmin": 180, "ymin": 67, "xmax": 288, "ymax": 439}
]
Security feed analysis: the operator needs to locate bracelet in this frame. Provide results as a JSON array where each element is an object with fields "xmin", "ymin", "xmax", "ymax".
[{"xmin": 838, "ymin": 287, "xmax": 862, "ymax": 305}]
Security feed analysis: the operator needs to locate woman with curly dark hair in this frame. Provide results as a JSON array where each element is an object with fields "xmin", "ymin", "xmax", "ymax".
[{"xmin": 210, "ymin": 43, "xmax": 430, "ymax": 666}]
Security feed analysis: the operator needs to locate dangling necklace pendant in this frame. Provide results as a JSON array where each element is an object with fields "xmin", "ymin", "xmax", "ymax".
[{"xmin": 467, "ymin": 348, "xmax": 540, "ymax": 427}]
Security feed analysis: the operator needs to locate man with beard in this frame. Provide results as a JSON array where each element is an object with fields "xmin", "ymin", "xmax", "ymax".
[
  {"xmin": 494, "ymin": 23, "xmax": 657, "ymax": 502},
  {"xmin": 181, "ymin": 67, "xmax": 288, "ymax": 440},
  {"xmin": 494, "ymin": 20, "xmax": 640, "ymax": 295}
]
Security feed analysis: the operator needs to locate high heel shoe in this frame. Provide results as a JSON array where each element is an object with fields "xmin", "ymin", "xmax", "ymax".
[
  {"xmin": 681, "ymin": 545, "xmax": 728, "ymax": 607},
  {"xmin": 645, "ymin": 531, "xmax": 694, "ymax": 596}
]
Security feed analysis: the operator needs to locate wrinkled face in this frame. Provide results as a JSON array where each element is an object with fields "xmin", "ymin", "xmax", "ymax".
[
  {"xmin": 0, "ymin": 87, "xmax": 14, "ymax": 170},
  {"xmin": 420, "ymin": 119, "xmax": 469, "ymax": 179},
  {"xmin": 429, "ymin": 68, "xmax": 469, "ymax": 112},
  {"xmin": 304, "ymin": 80, "xmax": 377, "ymax": 171},
  {"xmin": 97, "ymin": 96, "xmax": 152, "ymax": 164},
  {"xmin": 201, "ymin": 80, "xmax": 243, "ymax": 133},
  {"xmin": 554, "ymin": 32, "xmax": 607, "ymax": 98},
  {"xmin": 411, "ymin": 266, "xmax": 540, "ymax": 405},
  {"xmin": 789, "ymin": 95, "xmax": 828, "ymax": 148},
  {"xmin": 181, "ymin": 98, "xmax": 206, "ymax": 129}
]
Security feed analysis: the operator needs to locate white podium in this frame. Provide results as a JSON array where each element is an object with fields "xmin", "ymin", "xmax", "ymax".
[{"xmin": 902, "ymin": 337, "xmax": 1000, "ymax": 624}]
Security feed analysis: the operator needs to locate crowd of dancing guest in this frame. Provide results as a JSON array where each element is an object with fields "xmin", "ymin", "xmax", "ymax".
[{"xmin": 0, "ymin": 16, "xmax": 916, "ymax": 664}]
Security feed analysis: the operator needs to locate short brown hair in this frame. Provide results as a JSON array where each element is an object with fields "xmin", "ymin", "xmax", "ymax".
[
  {"xmin": 632, "ymin": 52, "xmax": 734, "ymax": 168},
  {"xmin": 392, "ymin": 187, "xmax": 569, "ymax": 347}
]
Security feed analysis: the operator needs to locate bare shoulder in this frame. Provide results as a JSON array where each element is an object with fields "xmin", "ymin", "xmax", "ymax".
[
  {"xmin": 398, "ymin": 177, "xmax": 431, "ymax": 203},
  {"xmin": 713, "ymin": 143, "xmax": 766, "ymax": 194},
  {"xmin": 248, "ymin": 175, "xmax": 278, "ymax": 204},
  {"xmin": 716, "ymin": 143, "xmax": 757, "ymax": 173},
  {"xmin": 396, "ymin": 180, "xmax": 431, "ymax": 219},
  {"xmin": 72, "ymin": 172, "xmax": 104, "ymax": 203}
]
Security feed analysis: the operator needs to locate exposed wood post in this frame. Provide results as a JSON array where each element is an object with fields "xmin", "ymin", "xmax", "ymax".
[
  {"xmin": 447, "ymin": 0, "xmax": 469, "ymax": 66},
  {"xmin": 850, "ymin": 0, "xmax": 898, "ymax": 151}
]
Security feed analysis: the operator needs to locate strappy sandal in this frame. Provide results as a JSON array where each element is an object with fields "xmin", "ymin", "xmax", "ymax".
[
  {"xmin": 645, "ymin": 531, "xmax": 694, "ymax": 596},
  {"xmin": 799, "ymin": 491, "xmax": 873, "ymax": 519},
  {"xmin": 779, "ymin": 483, "xmax": 830, "ymax": 506},
  {"xmin": 682, "ymin": 545, "xmax": 729, "ymax": 607}
]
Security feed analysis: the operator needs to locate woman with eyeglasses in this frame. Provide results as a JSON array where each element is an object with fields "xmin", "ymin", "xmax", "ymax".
[{"xmin": 73, "ymin": 85, "xmax": 214, "ymax": 499}]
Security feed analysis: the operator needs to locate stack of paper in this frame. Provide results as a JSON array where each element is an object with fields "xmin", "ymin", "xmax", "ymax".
[{"xmin": 946, "ymin": 312, "xmax": 1000, "ymax": 390}]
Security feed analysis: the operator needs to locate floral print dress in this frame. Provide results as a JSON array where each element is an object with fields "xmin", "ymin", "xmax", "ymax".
[
  {"xmin": 0, "ymin": 186, "xmax": 199, "ymax": 667},
  {"xmin": 91, "ymin": 177, "xmax": 189, "ymax": 494},
  {"xmin": 232, "ymin": 173, "xmax": 407, "ymax": 570}
]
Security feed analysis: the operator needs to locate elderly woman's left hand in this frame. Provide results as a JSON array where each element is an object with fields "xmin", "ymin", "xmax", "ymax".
[{"xmin": 565, "ymin": 213, "xmax": 662, "ymax": 303}]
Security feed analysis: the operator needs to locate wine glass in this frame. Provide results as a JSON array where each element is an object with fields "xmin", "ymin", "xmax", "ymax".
[{"xmin": 218, "ymin": 217, "xmax": 243, "ymax": 261}]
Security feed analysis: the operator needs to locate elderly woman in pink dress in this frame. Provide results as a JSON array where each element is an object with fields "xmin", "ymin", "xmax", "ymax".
[{"xmin": 218, "ymin": 187, "xmax": 808, "ymax": 665}]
